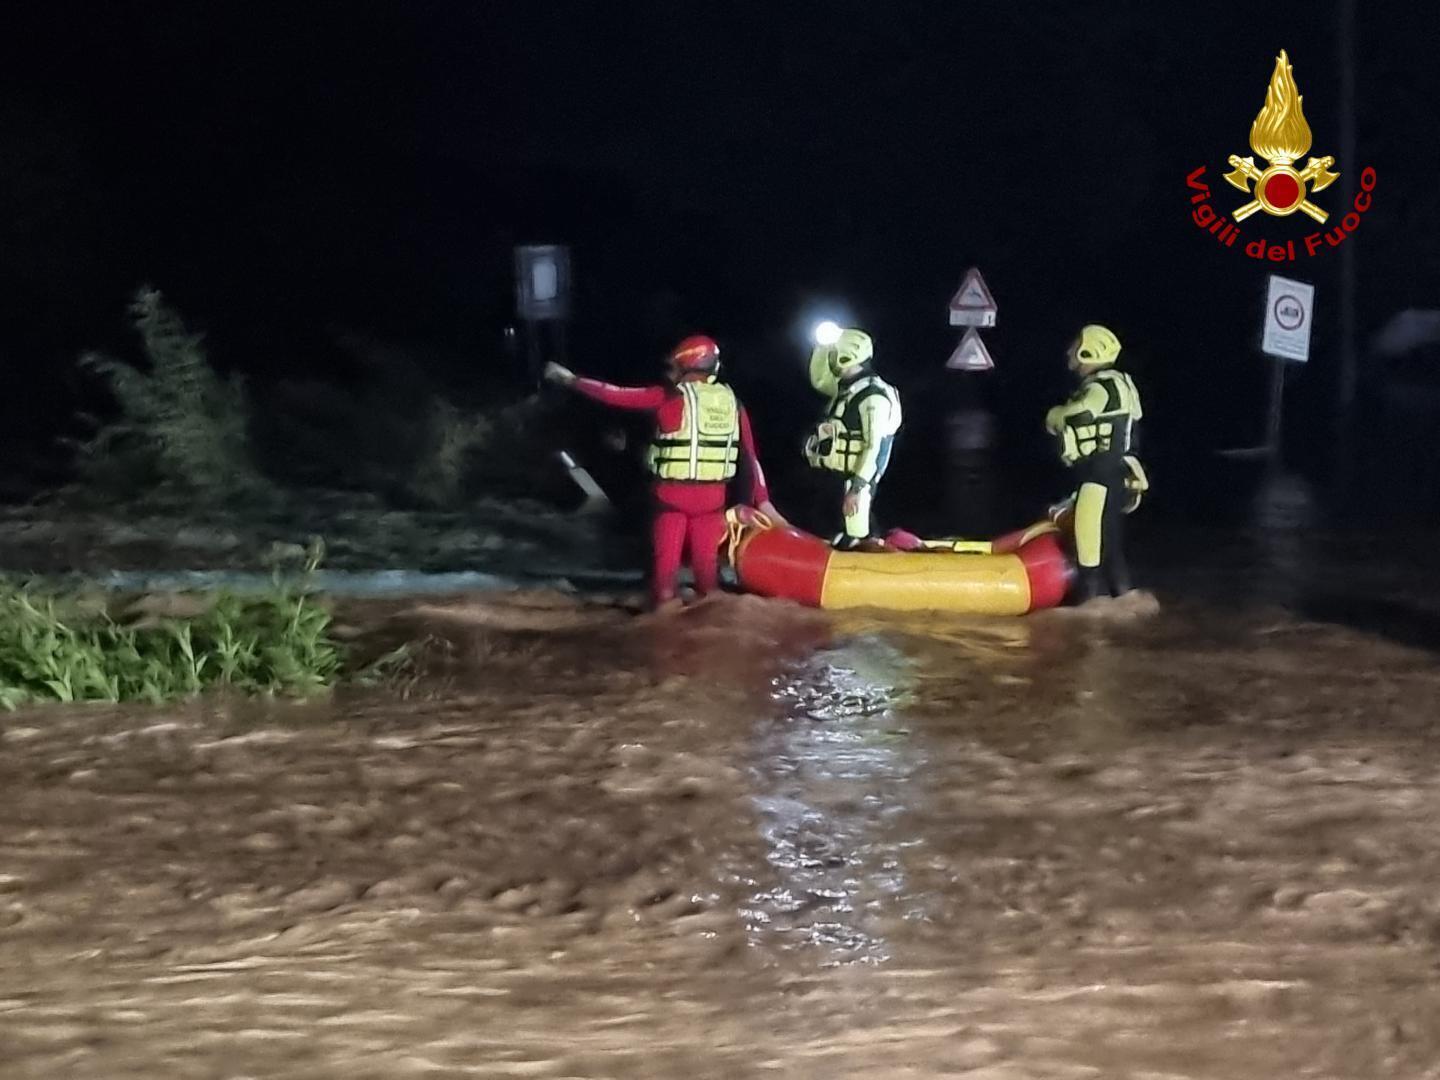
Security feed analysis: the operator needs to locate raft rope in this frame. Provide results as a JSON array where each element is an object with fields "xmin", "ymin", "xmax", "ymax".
[{"xmin": 723, "ymin": 507, "xmax": 774, "ymax": 569}]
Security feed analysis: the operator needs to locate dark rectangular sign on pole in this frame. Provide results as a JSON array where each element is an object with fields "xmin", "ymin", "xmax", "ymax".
[{"xmin": 514, "ymin": 245, "xmax": 571, "ymax": 322}]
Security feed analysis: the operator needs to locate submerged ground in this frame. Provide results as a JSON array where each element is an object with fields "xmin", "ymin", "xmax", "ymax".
[{"xmin": 4, "ymin": 480, "xmax": 1440, "ymax": 1079}]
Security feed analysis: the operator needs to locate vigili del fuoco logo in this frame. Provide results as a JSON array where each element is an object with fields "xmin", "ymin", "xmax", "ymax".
[{"xmin": 1186, "ymin": 50, "xmax": 1376, "ymax": 262}]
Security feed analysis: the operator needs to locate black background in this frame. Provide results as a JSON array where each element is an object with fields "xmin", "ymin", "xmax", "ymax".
[{"xmin": 1, "ymin": 1, "xmax": 1433, "ymax": 520}]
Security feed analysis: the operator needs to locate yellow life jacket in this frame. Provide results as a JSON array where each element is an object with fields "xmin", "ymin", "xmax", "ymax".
[
  {"xmin": 646, "ymin": 381, "xmax": 740, "ymax": 482},
  {"xmin": 805, "ymin": 374, "xmax": 901, "ymax": 474},
  {"xmin": 1056, "ymin": 369, "xmax": 1142, "ymax": 465}
]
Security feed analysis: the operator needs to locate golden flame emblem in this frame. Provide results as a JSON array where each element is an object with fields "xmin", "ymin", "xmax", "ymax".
[{"xmin": 1223, "ymin": 50, "xmax": 1340, "ymax": 222}]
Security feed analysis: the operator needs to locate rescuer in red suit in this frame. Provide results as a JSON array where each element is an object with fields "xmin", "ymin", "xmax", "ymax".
[{"xmin": 545, "ymin": 336, "xmax": 786, "ymax": 610}]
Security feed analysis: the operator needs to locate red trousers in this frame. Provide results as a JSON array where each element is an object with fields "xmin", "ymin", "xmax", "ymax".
[{"xmin": 651, "ymin": 481, "xmax": 728, "ymax": 605}]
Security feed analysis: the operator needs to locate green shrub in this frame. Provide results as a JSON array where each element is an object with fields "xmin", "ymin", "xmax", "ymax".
[
  {"xmin": 407, "ymin": 396, "xmax": 556, "ymax": 508},
  {"xmin": 67, "ymin": 287, "xmax": 265, "ymax": 500},
  {"xmin": 254, "ymin": 332, "xmax": 558, "ymax": 509},
  {"xmin": 407, "ymin": 398, "xmax": 496, "ymax": 508},
  {"xmin": 0, "ymin": 544, "xmax": 381, "ymax": 709}
]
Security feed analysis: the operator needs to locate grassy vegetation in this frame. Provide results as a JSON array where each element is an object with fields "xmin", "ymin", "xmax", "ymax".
[
  {"xmin": 408, "ymin": 398, "xmax": 503, "ymax": 508},
  {"xmin": 67, "ymin": 287, "xmax": 267, "ymax": 502},
  {"xmin": 0, "ymin": 542, "xmax": 406, "ymax": 710},
  {"xmin": 62, "ymin": 288, "xmax": 556, "ymax": 512},
  {"xmin": 408, "ymin": 395, "xmax": 554, "ymax": 508}
]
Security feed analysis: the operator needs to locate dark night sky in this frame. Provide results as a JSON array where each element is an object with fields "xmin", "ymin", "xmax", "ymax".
[{"xmin": 2, "ymin": 1, "xmax": 1437, "ymax": 504}]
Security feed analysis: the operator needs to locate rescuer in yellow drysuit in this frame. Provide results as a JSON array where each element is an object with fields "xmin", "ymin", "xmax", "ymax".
[
  {"xmin": 803, "ymin": 328, "xmax": 903, "ymax": 549},
  {"xmin": 1044, "ymin": 324, "xmax": 1149, "ymax": 601}
]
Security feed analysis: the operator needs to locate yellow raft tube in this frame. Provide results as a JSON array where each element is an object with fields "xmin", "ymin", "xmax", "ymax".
[{"xmin": 726, "ymin": 512, "xmax": 1074, "ymax": 614}]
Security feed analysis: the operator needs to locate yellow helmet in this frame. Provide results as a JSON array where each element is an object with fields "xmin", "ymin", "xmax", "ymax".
[
  {"xmin": 808, "ymin": 328, "xmax": 874, "ymax": 395},
  {"xmin": 1074, "ymin": 324, "xmax": 1121, "ymax": 367}
]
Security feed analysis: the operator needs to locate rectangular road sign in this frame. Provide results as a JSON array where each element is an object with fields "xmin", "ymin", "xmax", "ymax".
[
  {"xmin": 1262, "ymin": 274, "xmax": 1314, "ymax": 362},
  {"xmin": 515, "ymin": 244, "xmax": 571, "ymax": 321}
]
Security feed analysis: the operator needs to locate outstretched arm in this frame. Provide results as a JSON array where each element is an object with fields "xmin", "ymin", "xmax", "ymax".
[
  {"xmin": 572, "ymin": 378, "xmax": 669, "ymax": 411},
  {"xmin": 545, "ymin": 362, "xmax": 668, "ymax": 411}
]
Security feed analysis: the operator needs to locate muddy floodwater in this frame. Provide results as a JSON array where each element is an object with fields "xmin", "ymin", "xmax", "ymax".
[{"xmin": 5, "ymin": 519, "xmax": 1440, "ymax": 1077}]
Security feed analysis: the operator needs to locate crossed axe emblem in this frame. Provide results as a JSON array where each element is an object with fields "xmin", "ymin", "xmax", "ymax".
[{"xmin": 1224, "ymin": 154, "xmax": 1340, "ymax": 223}]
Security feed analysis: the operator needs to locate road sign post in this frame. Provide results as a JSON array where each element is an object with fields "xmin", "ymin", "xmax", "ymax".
[
  {"xmin": 1258, "ymin": 274, "xmax": 1315, "ymax": 461},
  {"xmin": 947, "ymin": 327, "xmax": 995, "ymax": 371},
  {"xmin": 946, "ymin": 267, "xmax": 997, "ymax": 371},
  {"xmin": 514, "ymin": 244, "xmax": 572, "ymax": 385},
  {"xmin": 1262, "ymin": 274, "xmax": 1315, "ymax": 363},
  {"xmin": 943, "ymin": 269, "xmax": 998, "ymax": 529},
  {"xmin": 949, "ymin": 267, "xmax": 996, "ymax": 328}
]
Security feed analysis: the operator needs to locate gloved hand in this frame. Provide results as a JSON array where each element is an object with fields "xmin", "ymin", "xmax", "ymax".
[
  {"xmin": 543, "ymin": 361, "xmax": 577, "ymax": 386},
  {"xmin": 1047, "ymin": 495, "xmax": 1076, "ymax": 522},
  {"xmin": 755, "ymin": 499, "xmax": 790, "ymax": 527},
  {"xmin": 1122, "ymin": 454, "xmax": 1149, "ymax": 513}
]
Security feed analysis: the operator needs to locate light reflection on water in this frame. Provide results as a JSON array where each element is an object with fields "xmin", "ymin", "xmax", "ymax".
[
  {"xmin": 743, "ymin": 636, "xmax": 925, "ymax": 966},
  {"xmin": 10, "ymin": 534, "xmax": 1440, "ymax": 1076}
]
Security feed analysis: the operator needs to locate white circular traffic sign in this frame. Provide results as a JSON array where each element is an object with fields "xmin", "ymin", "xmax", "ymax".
[{"xmin": 1274, "ymin": 294, "xmax": 1306, "ymax": 331}]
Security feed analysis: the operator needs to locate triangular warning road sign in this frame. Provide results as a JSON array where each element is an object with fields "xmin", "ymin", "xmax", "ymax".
[
  {"xmin": 946, "ymin": 327, "xmax": 994, "ymax": 372},
  {"xmin": 953, "ymin": 271, "xmax": 993, "ymax": 309},
  {"xmin": 949, "ymin": 267, "xmax": 997, "ymax": 327}
]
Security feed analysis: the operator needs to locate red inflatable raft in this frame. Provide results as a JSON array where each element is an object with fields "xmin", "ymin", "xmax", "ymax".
[{"xmin": 726, "ymin": 512, "xmax": 1073, "ymax": 615}]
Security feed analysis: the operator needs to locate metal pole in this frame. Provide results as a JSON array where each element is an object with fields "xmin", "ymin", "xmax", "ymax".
[
  {"xmin": 1335, "ymin": 0, "xmax": 1358, "ymax": 492},
  {"xmin": 525, "ymin": 319, "xmax": 542, "ymax": 389},
  {"xmin": 1266, "ymin": 353, "xmax": 1287, "ymax": 464}
]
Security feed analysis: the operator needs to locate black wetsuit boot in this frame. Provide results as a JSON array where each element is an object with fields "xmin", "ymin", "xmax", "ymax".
[
  {"xmin": 1070, "ymin": 456, "xmax": 1131, "ymax": 602},
  {"xmin": 1072, "ymin": 566, "xmax": 1102, "ymax": 604},
  {"xmin": 1100, "ymin": 484, "xmax": 1131, "ymax": 597}
]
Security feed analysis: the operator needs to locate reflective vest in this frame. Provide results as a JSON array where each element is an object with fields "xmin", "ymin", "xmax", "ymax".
[
  {"xmin": 646, "ymin": 381, "xmax": 740, "ymax": 482},
  {"xmin": 1055, "ymin": 370, "xmax": 1142, "ymax": 465},
  {"xmin": 805, "ymin": 374, "xmax": 902, "ymax": 475}
]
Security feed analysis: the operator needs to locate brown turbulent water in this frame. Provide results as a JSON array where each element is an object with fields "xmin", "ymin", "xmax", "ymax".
[{"xmin": 4, "ymin": 575, "xmax": 1440, "ymax": 1079}]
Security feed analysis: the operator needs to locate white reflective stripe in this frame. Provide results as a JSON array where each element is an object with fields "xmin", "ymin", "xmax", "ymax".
[{"xmin": 683, "ymin": 383, "xmax": 701, "ymax": 476}]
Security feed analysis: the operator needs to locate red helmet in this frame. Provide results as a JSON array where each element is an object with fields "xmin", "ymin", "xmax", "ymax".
[{"xmin": 666, "ymin": 335, "xmax": 720, "ymax": 377}]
